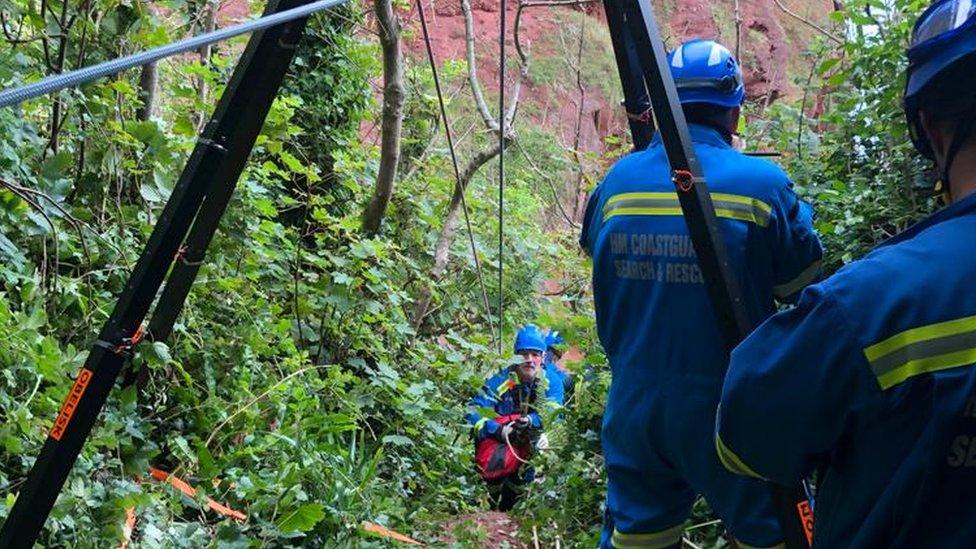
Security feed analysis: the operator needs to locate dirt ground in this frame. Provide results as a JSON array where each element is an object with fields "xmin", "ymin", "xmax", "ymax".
[{"xmin": 439, "ymin": 511, "xmax": 529, "ymax": 548}]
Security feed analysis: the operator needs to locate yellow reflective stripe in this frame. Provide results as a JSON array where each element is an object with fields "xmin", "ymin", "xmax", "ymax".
[
  {"xmin": 602, "ymin": 191, "xmax": 772, "ymax": 227},
  {"xmin": 711, "ymin": 192, "xmax": 773, "ymax": 215},
  {"xmin": 864, "ymin": 315, "xmax": 976, "ymax": 390},
  {"xmin": 604, "ymin": 191, "xmax": 772, "ymax": 213},
  {"xmin": 605, "ymin": 191, "xmax": 676, "ymax": 206},
  {"xmin": 876, "ymin": 347, "xmax": 976, "ymax": 390},
  {"xmin": 713, "ymin": 207, "xmax": 769, "ymax": 227},
  {"xmin": 496, "ymin": 377, "xmax": 516, "ymax": 397},
  {"xmin": 474, "ymin": 417, "xmax": 490, "ymax": 432},
  {"xmin": 605, "ymin": 206, "xmax": 685, "ymax": 219},
  {"xmin": 773, "ymin": 260, "xmax": 822, "ymax": 300},
  {"xmin": 715, "ymin": 432, "xmax": 765, "ymax": 480},
  {"xmin": 736, "ymin": 542, "xmax": 786, "ymax": 549},
  {"xmin": 611, "ymin": 524, "xmax": 684, "ymax": 548},
  {"xmin": 865, "ymin": 314, "xmax": 976, "ymax": 362}
]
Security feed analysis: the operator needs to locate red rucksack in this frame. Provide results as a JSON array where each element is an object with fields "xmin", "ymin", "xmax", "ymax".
[{"xmin": 474, "ymin": 414, "xmax": 533, "ymax": 480}]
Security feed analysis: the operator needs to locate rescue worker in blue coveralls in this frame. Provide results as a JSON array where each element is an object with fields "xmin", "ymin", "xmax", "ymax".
[
  {"xmin": 465, "ymin": 324, "xmax": 564, "ymax": 511},
  {"xmin": 545, "ymin": 329, "xmax": 574, "ymax": 395},
  {"xmin": 716, "ymin": 2, "xmax": 976, "ymax": 546},
  {"xmin": 581, "ymin": 39, "xmax": 823, "ymax": 548}
]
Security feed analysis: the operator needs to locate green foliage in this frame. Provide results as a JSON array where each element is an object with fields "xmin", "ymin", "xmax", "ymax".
[{"xmin": 748, "ymin": 0, "xmax": 935, "ymax": 272}]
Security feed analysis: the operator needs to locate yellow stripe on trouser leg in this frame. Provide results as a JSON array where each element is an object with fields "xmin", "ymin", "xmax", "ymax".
[
  {"xmin": 715, "ymin": 433, "xmax": 766, "ymax": 480},
  {"xmin": 611, "ymin": 524, "xmax": 684, "ymax": 548}
]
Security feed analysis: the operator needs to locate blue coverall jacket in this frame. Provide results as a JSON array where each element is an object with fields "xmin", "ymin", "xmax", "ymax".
[
  {"xmin": 718, "ymin": 191, "xmax": 976, "ymax": 547},
  {"xmin": 465, "ymin": 364, "xmax": 564, "ymax": 441},
  {"xmin": 582, "ymin": 124, "xmax": 823, "ymax": 548}
]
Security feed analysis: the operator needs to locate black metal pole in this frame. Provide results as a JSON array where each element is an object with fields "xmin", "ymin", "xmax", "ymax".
[
  {"xmin": 602, "ymin": 0, "xmax": 654, "ymax": 150},
  {"xmin": 147, "ymin": 2, "xmax": 313, "ymax": 342},
  {"xmin": 0, "ymin": 1, "xmax": 323, "ymax": 545},
  {"xmin": 613, "ymin": 1, "xmax": 814, "ymax": 547}
]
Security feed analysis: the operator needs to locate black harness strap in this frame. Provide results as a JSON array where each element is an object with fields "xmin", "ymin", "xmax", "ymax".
[{"xmin": 602, "ymin": 0, "xmax": 655, "ymax": 150}]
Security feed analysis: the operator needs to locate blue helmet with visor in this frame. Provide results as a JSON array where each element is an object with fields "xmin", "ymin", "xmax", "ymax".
[
  {"xmin": 514, "ymin": 324, "xmax": 547, "ymax": 354},
  {"xmin": 905, "ymin": 0, "xmax": 976, "ymax": 168},
  {"xmin": 668, "ymin": 39, "xmax": 745, "ymax": 108}
]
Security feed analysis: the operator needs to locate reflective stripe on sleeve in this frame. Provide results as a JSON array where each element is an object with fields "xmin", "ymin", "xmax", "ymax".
[
  {"xmin": 611, "ymin": 524, "xmax": 684, "ymax": 548},
  {"xmin": 474, "ymin": 417, "xmax": 490, "ymax": 433},
  {"xmin": 495, "ymin": 378, "xmax": 516, "ymax": 398},
  {"xmin": 602, "ymin": 192, "xmax": 772, "ymax": 227},
  {"xmin": 864, "ymin": 314, "xmax": 976, "ymax": 390},
  {"xmin": 772, "ymin": 260, "xmax": 822, "ymax": 300},
  {"xmin": 715, "ymin": 432, "xmax": 765, "ymax": 480}
]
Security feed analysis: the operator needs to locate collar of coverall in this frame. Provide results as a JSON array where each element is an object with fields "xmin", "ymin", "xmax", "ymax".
[
  {"xmin": 876, "ymin": 189, "xmax": 976, "ymax": 250},
  {"xmin": 649, "ymin": 123, "xmax": 732, "ymax": 150}
]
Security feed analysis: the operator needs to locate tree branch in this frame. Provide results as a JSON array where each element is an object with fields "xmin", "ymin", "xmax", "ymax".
[
  {"xmin": 772, "ymin": 0, "xmax": 844, "ymax": 45},
  {"xmin": 362, "ymin": 0, "xmax": 404, "ymax": 235},
  {"xmin": 460, "ymin": 0, "xmax": 498, "ymax": 132}
]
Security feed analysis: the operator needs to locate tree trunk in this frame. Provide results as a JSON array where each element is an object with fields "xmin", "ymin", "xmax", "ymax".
[
  {"xmin": 136, "ymin": 62, "xmax": 158, "ymax": 121},
  {"xmin": 362, "ymin": 0, "xmax": 404, "ymax": 235},
  {"xmin": 411, "ymin": 141, "xmax": 508, "ymax": 327}
]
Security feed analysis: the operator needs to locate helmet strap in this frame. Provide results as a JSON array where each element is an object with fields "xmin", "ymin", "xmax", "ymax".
[{"xmin": 939, "ymin": 114, "xmax": 976, "ymax": 201}]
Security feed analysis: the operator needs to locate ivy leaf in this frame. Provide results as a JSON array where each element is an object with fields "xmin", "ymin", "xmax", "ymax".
[
  {"xmin": 817, "ymin": 58, "xmax": 840, "ymax": 76},
  {"xmin": 196, "ymin": 442, "xmax": 218, "ymax": 478},
  {"xmin": 277, "ymin": 503, "xmax": 325, "ymax": 533},
  {"xmin": 382, "ymin": 435, "xmax": 413, "ymax": 446}
]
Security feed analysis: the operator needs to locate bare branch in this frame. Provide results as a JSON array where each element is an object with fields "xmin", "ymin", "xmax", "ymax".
[
  {"xmin": 0, "ymin": 12, "xmax": 42, "ymax": 44},
  {"xmin": 460, "ymin": 0, "xmax": 498, "ymax": 132},
  {"xmin": 411, "ymin": 140, "xmax": 510, "ymax": 328},
  {"xmin": 570, "ymin": 8, "xmax": 588, "ymax": 223},
  {"xmin": 514, "ymin": 140, "xmax": 578, "ymax": 228},
  {"xmin": 521, "ymin": 0, "xmax": 598, "ymax": 7},
  {"xmin": 772, "ymin": 0, "xmax": 844, "ymax": 45},
  {"xmin": 0, "ymin": 180, "xmax": 60, "ymax": 293},
  {"xmin": 733, "ymin": 0, "xmax": 742, "ymax": 60}
]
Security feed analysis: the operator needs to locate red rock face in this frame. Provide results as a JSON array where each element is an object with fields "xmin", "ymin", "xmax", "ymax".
[
  {"xmin": 399, "ymin": 1, "xmax": 835, "ymax": 159},
  {"xmin": 402, "ymin": 1, "xmax": 628, "ymax": 174}
]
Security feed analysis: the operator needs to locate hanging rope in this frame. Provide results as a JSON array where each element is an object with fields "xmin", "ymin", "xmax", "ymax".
[
  {"xmin": 415, "ymin": 0, "xmax": 497, "ymax": 344},
  {"xmin": 0, "ymin": 0, "xmax": 348, "ymax": 109},
  {"xmin": 497, "ymin": 0, "xmax": 507, "ymax": 355}
]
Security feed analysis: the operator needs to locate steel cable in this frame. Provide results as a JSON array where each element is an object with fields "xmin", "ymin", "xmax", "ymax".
[
  {"xmin": 0, "ymin": 0, "xmax": 348, "ymax": 109},
  {"xmin": 415, "ymin": 0, "xmax": 497, "ymax": 344}
]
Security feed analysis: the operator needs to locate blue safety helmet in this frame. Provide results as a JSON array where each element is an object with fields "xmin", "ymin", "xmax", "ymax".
[
  {"xmin": 514, "ymin": 324, "xmax": 547, "ymax": 354},
  {"xmin": 545, "ymin": 330, "xmax": 566, "ymax": 350},
  {"xmin": 904, "ymin": 0, "xmax": 976, "ymax": 160},
  {"xmin": 668, "ymin": 39, "xmax": 745, "ymax": 108}
]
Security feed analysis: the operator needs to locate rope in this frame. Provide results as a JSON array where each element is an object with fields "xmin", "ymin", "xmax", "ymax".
[
  {"xmin": 415, "ymin": 0, "xmax": 497, "ymax": 343},
  {"xmin": 497, "ymin": 0, "xmax": 507, "ymax": 354},
  {"xmin": 503, "ymin": 427, "xmax": 531, "ymax": 465},
  {"xmin": 0, "ymin": 0, "xmax": 348, "ymax": 109}
]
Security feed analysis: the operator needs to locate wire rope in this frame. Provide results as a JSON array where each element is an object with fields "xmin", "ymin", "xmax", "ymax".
[
  {"xmin": 0, "ymin": 0, "xmax": 348, "ymax": 109},
  {"xmin": 497, "ymin": 0, "xmax": 507, "ymax": 354},
  {"xmin": 415, "ymin": 0, "xmax": 497, "ymax": 343}
]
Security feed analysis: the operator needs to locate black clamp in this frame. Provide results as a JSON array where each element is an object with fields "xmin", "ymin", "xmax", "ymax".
[{"xmin": 94, "ymin": 324, "xmax": 146, "ymax": 356}]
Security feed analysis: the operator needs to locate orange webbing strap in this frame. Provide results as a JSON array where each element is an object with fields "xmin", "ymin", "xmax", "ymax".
[
  {"xmin": 118, "ymin": 507, "xmax": 137, "ymax": 549},
  {"xmin": 149, "ymin": 466, "xmax": 247, "ymax": 522},
  {"xmin": 119, "ymin": 466, "xmax": 248, "ymax": 545},
  {"xmin": 362, "ymin": 521, "xmax": 423, "ymax": 546}
]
